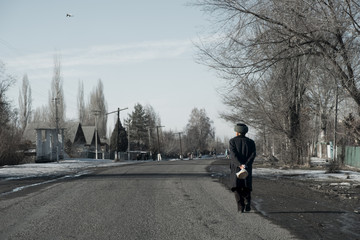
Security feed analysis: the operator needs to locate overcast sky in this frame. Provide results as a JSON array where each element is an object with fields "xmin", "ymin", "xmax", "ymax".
[{"xmin": 0, "ymin": 0, "xmax": 237, "ymax": 140}]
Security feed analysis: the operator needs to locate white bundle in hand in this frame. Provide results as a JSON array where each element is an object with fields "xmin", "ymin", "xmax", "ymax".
[{"xmin": 236, "ymin": 168, "xmax": 248, "ymax": 179}]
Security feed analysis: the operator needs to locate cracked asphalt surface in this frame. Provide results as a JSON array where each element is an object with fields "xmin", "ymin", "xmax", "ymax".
[{"xmin": 0, "ymin": 159, "xmax": 296, "ymax": 240}]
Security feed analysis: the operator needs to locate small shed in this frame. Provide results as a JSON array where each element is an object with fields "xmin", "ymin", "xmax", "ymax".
[{"xmin": 36, "ymin": 128, "xmax": 65, "ymax": 163}]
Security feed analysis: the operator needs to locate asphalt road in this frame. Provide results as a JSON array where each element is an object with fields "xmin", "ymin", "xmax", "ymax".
[{"xmin": 0, "ymin": 159, "xmax": 296, "ymax": 240}]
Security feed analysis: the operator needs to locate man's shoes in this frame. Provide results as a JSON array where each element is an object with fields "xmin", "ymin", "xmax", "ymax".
[
  {"xmin": 241, "ymin": 206, "xmax": 245, "ymax": 213},
  {"xmin": 245, "ymin": 204, "xmax": 251, "ymax": 212},
  {"xmin": 238, "ymin": 204, "xmax": 245, "ymax": 213}
]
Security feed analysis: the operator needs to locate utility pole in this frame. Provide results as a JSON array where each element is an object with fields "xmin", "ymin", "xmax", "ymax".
[
  {"xmin": 156, "ymin": 125, "xmax": 165, "ymax": 161},
  {"xmin": 92, "ymin": 110, "xmax": 101, "ymax": 160},
  {"xmin": 333, "ymin": 79, "xmax": 339, "ymax": 163},
  {"xmin": 117, "ymin": 109, "xmax": 120, "ymax": 160},
  {"xmin": 148, "ymin": 128, "xmax": 152, "ymax": 159},
  {"xmin": 53, "ymin": 98, "xmax": 60, "ymax": 162},
  {"xmin": 125, "ymin": 120, "xmax": 131, "ymax": 160},
  {"xmin": 175, "ymin": 132, "xmax": 183, "ymax": 159},
  {"xmin": 106, "ymin": 107, "xmax": 128, "ymax": 160}
]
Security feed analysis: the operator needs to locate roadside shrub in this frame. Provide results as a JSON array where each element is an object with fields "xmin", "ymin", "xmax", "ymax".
[
  {"xmin": 0, "ymin": 128, "xmax": 23, "ymax": 166},
  {"xmin": 326, "ymin": 160, "xmax": 341, "ymax": 173}
]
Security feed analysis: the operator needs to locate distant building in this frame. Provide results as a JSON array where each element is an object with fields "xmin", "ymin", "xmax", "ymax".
[
  {"xmin": 22, "ymin": 122, "xmax": 104, "ymax": 162},
  {"xmin": 35, "ymin": 127, "xmax": 65, "ymax": 163}
]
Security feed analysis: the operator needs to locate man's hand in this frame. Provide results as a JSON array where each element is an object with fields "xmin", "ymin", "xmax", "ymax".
[{"xmin": 240, "ymin": 164, "xmax": 246, "ymax": 170}]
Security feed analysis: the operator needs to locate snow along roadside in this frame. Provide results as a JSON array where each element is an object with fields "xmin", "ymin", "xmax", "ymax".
[{"xmin": 0, "ymin": 159, "xmax": 148, "ymax": 180}]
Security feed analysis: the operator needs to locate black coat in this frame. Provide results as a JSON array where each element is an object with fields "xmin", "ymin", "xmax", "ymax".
[{"xmin": 229, "ymin": 135, "xmax": 256, "ymax": 191}]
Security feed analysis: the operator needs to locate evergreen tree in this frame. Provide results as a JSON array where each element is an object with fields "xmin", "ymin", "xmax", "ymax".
[
  {"xmin": 126, "ymin": 103, "xmax": 150, "ymax": 151},
  {"xmin": 110, "ymin": 118, "xmax": 128, "ymax": 152}
]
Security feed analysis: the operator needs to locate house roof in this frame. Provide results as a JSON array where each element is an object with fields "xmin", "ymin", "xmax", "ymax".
[
  {"xmin": 23, "ymin": 121, "xmax": 79, "ymax": 144},
  {"xmin": 22, "ymin": 121, "xmax": 100, "ymax": 146},
  {"xmin": 64, "ymin": 122, "xmax": 81, "ymax": 143},
  {"xmin": 82, "ymin": 126, "xmax": 96, "ymax": 145}
]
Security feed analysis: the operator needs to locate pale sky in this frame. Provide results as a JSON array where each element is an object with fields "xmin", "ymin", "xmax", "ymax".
[{"xmin": 0, "ymin": 0, "xmax": 236, "ymax": 140}]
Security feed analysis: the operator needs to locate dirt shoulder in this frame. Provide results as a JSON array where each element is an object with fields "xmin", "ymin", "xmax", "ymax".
[{"xmin": 208, "ymin": 158, "xmax": 360, "ymax": 240}]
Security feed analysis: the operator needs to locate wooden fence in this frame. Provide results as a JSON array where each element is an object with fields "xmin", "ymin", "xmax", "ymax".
[
  {"xmin": 315, "ymin": 143, "xmax": 360, "ymax": 169},
  {"xmin": 342, "ymin": 146, "xmax": 360, "ymax": 168}
]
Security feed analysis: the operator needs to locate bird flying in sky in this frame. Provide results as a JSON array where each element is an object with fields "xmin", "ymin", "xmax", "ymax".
[{"xmin": 66, "ymin": 14, "xmax": 73, "ymax": 17}]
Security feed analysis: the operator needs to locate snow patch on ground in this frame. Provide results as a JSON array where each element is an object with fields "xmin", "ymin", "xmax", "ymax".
[
  {"xmin": 1, "ymin": 157, "xmax": 359, "ymax": 184},
  {"xmin": 0, "ymin": 159, "xmax": 145, "ymax": 180},
  {"xmin": 254, "ymin": 168, "xmax": 360, "ymax": 183}
]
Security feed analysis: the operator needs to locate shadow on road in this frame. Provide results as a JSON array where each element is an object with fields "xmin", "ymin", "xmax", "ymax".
[{"xmin": 265, "ymin": 210, "xmax": 347, "ymax": 214}]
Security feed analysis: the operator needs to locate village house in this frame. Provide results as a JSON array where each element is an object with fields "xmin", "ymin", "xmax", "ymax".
[{"xmin": 22, "ymin": 122, "xmax": 105, "ymax": 162}]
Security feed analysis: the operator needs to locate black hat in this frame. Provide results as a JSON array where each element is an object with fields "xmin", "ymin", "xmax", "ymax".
[{"xmin": 234, "ymin": 123, "xmax": 248, "ymax": 134}]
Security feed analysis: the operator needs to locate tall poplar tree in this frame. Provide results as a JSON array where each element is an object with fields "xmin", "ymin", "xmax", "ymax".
[
  {"xmin": 18, "ymin": 74, "xmax": 32, "ymax": 132},
  {"xmin": 49, "ymin": 55, "xmax": 65, "ymax": 128},
  {"xmin": 88, "ymin": 79, "xmax": 107, "ymax": 138},
  {"xmin": 77, "ymin": 80, "xmax": 85, "ymax": 124}
]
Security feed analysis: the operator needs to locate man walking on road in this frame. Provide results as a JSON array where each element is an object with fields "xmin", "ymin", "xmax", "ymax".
[{"xmin": 229, "ymin": 123, "xmax": 256, "ymax": 213}]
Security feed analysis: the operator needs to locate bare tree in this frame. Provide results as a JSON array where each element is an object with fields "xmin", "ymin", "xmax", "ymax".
[
  {"xmin": 88, "ymin": 79, "xmax": 107, "ymax": 138},
  {"xmin": 144, "ymin": 104, "xmax": 161, "ymax": 154},
  {"xmin": 0, "ymin": 61, "xmax": 22, "ymax": 165},
  {"xmin": 195, "ymin": 0, "xmax": 360, "ymax": 162},
  {"xmin": 32, "ymin": 105, "xmax": 50, "ymax": 123},
  {"xmin": 49, "ymin": 55, "xmax": 66, "ymax": 128},
  {"xmin": 77, "ymin": 80, "xmax": 85, "ymax": 123},
  {"xmin": 0, "ymin": 62, "xmax": 15, "ymax": 129},
  {"xmin": 196, "ymin": 0, "xmax": 360, "ymax": 107},
  {"xmin": 219, "ymin": 55, "xmax": 311, "ymax": 164},
  {"xmin": 185, "ymin": 108, "xmax": 214, "ymax": 155},
  {"xmin": 306, "ymin": 60, "xmax": 340, "ymax": 144},
  {"xmin": 18, "ymin": 74, "xmax": 32, "ymax": 132},
  {"xmin": 162, "ymin": 130, "xmax": 179, "ymax": 158}
]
